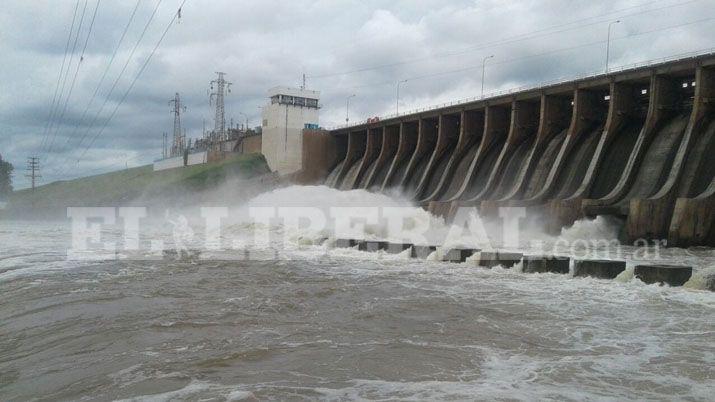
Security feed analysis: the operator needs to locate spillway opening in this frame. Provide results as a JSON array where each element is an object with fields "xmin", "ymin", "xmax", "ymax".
[
  {"xmin": 403, "ymin": 117, "xmax": 439, "ymax": 194},
  {"xmin": 418, "ymin": 112, "xmax": 462, "ymax": 201},
  {"xmin": 338, "ymin": 130, "xmax": 368, "ymax": 190},
  {"xmin": 677, "ymin": 74, "xmax": 697, "ymax": 110},
  {"xmin": 438, "ymin": 109, "xmax": 487, "ymax": 201},
  {"xmin": 323, "ymin": 133, "xmax": 349, "ymax": 187},
  {"xmin": 548, "ymin": 88, "xmax": 608, "ymax": 202},
  {"xmin": 382, "ymin": 121, "xmax": 419, "ymax": 191},
  {"xmin": 355, "ymin": 127, "xmax": 384, "ymax": 189},
  {"xmin": 366, "ymin": 124, "xmax": 400, "ymax": 191},
  {"xmin": 459, "ymin": 103, "xmax": 512, "ymax": 201}
]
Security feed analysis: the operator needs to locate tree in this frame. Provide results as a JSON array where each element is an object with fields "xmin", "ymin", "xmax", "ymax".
[{"xmin": 0, "ymin": 154, "xmax": 13, "ymax": 198}]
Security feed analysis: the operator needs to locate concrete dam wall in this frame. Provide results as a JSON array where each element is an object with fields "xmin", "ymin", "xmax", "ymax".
[{"xmin": 320, "ymin": 54, "xmax": 715, "ymax": 247}]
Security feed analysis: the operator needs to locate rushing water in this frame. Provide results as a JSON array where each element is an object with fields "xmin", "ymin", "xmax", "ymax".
[{"xmin": 1, "ymin": 186, "xmax": 714, "ymax": 401}]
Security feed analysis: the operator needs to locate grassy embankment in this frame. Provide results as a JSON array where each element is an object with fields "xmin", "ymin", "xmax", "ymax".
[{"xmin": 4, "ymin": 153, "xmax": 271, "ymax": 217}]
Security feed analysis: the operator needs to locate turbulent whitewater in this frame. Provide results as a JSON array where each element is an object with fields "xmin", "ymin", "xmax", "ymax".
[{"xmin": 1, "ymin": 185, "xmax": 714, "ymax": 400}]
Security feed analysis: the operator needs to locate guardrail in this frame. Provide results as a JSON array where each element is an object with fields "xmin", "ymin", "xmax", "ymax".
[{"xmin": 325, "ymin": 48, "xmax": 715, "ymax": 131}]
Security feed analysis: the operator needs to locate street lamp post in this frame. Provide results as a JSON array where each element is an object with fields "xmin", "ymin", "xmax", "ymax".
[
  {"xmin": 481, "ymin": 55, "xmax": 494, "ymax": 98},
  {"xmin": 346, "ymin": 94, "xmax": 356, "ymax": 124},
  {"xmin": 606, "ymin": 20, "xmax": 621, "ymax": 73},
  {"xmin": 396, "ymin": 79, "xmax": 408, "ymax": 115}
]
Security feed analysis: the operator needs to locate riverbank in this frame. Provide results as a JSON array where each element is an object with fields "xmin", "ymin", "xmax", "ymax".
[{"xmin": 3, "ymin": 153, "xmax": 276, "ymax": 219}]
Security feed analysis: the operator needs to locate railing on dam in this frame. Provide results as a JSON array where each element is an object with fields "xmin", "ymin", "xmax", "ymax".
[{"xmin": 326, "ymin": 47, "xmax": 715, "ymax": 131}]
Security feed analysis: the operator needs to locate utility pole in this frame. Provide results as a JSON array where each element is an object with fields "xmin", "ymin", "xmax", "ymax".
[
  {"xmin": 25, "ymin": 156, "xmax": 41, "ymax": 192},
  {"xmin": 606, "ymin": 20, "xmax": 621, "ymax": 73},
  {"xmin": 481, "ymin": 55, "xmax": 494, "ymax": 98},
  {"xmin": 162, "ymin": 132, "xmax": 167, "ymax": 158},
  {"xmin": 210, "ymin": 72, "xmax": 232, "ymax": 142},
  {"xmin": 169, "ymin": 93, "xmax": 187, "ymax": 157}
]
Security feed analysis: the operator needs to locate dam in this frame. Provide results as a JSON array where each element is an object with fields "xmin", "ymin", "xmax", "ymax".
[{"xmin": 317, "ymin": 53, "xmax": 715, "ymax": 248}]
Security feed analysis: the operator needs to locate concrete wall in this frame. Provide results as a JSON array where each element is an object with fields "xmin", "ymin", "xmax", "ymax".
[
  {"xmin": 237, "ymin": 134, "xmax": 262, "ymax": 155},
  {"xmin": 153, "ymin": 156, "xmax": 184, "ymax": 171},
  {"xmin": 293, "ymin": 129, "xmax": 346, "ymax": 185},
  {"xmin": 186, "ymin": 151, "xmax": 208, "ymax": 166}
]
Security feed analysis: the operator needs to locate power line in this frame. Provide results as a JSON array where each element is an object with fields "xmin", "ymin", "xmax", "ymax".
[
  {"xmin": 307, "ymin": 0, "xmax": 701, "ymax": 80},
  {"xmin": 41, "ymin": 0, "xmax": 88, "ymax": 152},
  {"xmin": 416, "ymin": 16, "xmax": 715, "ymax": 83},
  {"xmin": 39, "ymin": 0, "xmax": 81, "ymax": 151},
  {"xmin": 71, "ymin": 0, "xmax": 164, "ymax": 152},
  {"xmin": 61, "ymin": 0, "xmax": 142, "ymax": 152},
  {"xmin": 77, "ymin": 0, "xmax": 189, "ymax": 163},
  {"xmin": 52, "ymin": 0, "xmax": 166, "ymax": 177},
  {"xmin": 74, "ymin": 148, "xmax": 159, "ymax": 179},
  {"xmin": 332, "ymin": 15, "xmax": 715, "ymax": 93},
  {"xmin": 45, "ymin": 0, "xmax": 102, "ymax": 156}
]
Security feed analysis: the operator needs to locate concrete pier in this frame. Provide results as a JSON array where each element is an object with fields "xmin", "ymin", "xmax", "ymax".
[
  {"xmin": 476, "ymin": 251, "xmax": 523, "ymax": 268},
  {"xmin": 358, "ymin": 240, "xmax": 388, "ymax": 252},
  {"xmin": 523, "ymin": 255, "xmax": 570, "ymax": 274},
  {"xmin": 442, "ymin": 248, "xmax": 478, "ymax": 263},
  {"xmin": 335, "ymin": 239, "xmax": 359, "ymax": 248},
  {"xmin": 573, "ymin": 259, "xmax": 626, "ymax": 279},
  {"xmin": 706, "ymin": 275, "xmax": 715, "ymax": 292},
  {"xmin": 634, "ymin": 264, "xmax": 693, "ymax": 286},
  {"xmin": 385, "ymin": 242, "xmax": 413, "ymax": 254}
]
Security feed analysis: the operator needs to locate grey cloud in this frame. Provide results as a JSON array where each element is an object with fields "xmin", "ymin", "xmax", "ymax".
[{"xmin": 1, "ymin": 0, "xmax": 713, "ymax": 187}]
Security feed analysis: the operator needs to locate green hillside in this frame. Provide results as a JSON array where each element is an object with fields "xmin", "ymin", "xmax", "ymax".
[{"xmin": 4, "ymin": 153, "xmax": 271, "ymax": 218}]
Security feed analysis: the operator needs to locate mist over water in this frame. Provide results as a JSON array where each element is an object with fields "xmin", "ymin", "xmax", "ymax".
[{"xmin": 1, "ymin": 185, "xmax": 714, "ymax": 400}]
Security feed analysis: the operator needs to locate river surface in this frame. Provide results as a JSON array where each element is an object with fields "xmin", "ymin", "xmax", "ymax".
[{"xmin": 1, "ymin": 186, "xmax": 714, "ymax": 401}]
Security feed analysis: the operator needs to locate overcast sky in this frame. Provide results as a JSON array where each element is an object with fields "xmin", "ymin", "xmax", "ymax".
[{"xmin": 1, "ymin": 0, "xmax": 713, "ymax": 188}]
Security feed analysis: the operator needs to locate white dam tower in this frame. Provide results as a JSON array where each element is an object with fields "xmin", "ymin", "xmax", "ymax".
[{"xmin": 261, "ymin": 86, "xmax": 320, "ymax": 174}]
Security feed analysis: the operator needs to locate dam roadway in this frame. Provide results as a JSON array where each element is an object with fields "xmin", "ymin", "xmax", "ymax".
[{"xmin": 316, "ymin": 53, "xmax": 715, "ymax": 248}]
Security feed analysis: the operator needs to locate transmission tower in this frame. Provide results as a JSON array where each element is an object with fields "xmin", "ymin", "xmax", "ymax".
[
  {"xmin": 209, "ymin": 72, "xmax": 232, "ymax": 141},
  {"xmin": 169, "ymin": 93, "xmax": 187, "ymax": 157},
  {"xmin": 25, "ymin": 156, "xmax": 41, "ymax": 191}
]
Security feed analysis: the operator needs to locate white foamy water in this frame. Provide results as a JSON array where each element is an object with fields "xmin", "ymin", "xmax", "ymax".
[{"xmin": 0, "ymin": 185, "xmax": 713, "ymax": 400}]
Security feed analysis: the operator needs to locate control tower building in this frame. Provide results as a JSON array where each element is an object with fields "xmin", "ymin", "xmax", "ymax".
[{"xmin": 261, "ymin": 86, "xmax": 320, "ymax": 174}]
